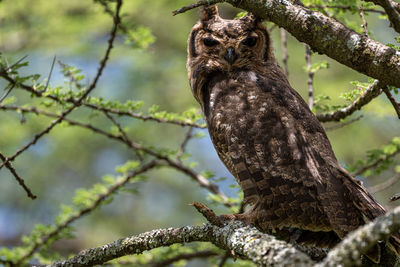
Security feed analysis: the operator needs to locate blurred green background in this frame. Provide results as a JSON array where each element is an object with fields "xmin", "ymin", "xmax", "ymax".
[{"xmin": 0, "ymin": 0, "xmax": 399, "ymax": 263}]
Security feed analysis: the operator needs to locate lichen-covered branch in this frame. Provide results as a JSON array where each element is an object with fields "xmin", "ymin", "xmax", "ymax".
[
  {"xmin": 50, "ymin": 221, "xmax": 314, "ymax": 267},
  {"xmin": 317, "ymin": 206, "xmax": 400, "ymax": 267}
]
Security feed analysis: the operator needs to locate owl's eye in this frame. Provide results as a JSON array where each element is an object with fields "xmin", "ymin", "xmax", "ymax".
[
  {"xmin": 242, "ymin": 37, "xmax": 257, "ymax": 47},
  {"xmin": 203, "ymin": 38, "xmax": 219, "ymax": 47}
]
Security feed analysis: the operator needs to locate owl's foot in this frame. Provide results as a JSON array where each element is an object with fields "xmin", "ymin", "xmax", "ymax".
[{"xmin": 218, "ymin": 213, "xmax": 253, "ymax": 226}]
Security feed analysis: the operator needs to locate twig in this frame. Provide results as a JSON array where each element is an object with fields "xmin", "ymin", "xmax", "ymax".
[
  {"xmin": 364, "ymin": 0, "xmax": 400, "ymax": 34},
  {"xmin": 218, "ymin": 251, "xmax": 231, "ymax": 267},
  {"xmin": 307, "ymin": 4, "xmax": 386, "ymax": 14},
  {"xmin": 58, "ymin": 60, "xmax": 84, "ymax": 89},
  {"xmin": 280, "ymin": 28, "xmax": 289, "ymax": 77},
  {"xmin": 368, "ymin": 174, "xmax": 400, "ymax": 194},
  {"xmin": 383, "ymin": 86, "xmax": 400, "ymax": 119},
  {"xmin": 103, "ymin": 111, "xmax": 144, "ymax": 161},
  {"xmin": 192, "ymin": 202, "xmax": 224, "ymax": 227},
  {"xmin": 0, "ymin": 152, "xmax": 36, "ymax": 199},
  {"xmin": 0, "ymin": 0, "xmax": 122, "ymax": 170},
  {"xmin": 324, "ymin": 115, "xmax": 363, "ymax": 131},
  {"xmin": 0, "ymin": 104, "xmax": 231, "ymax": 208},
  {"xmin": 353, "ymin": 147, "xmax": 400, "ymax": 177},
  {"xmin": 172, "ymin": 0, "xmax": 225, "ymax": 16},
  {"xmin": 360, "ymin": 6, "xmax": 369, "ymax": 37},
  {"xmin": 43, "ymin": 55, "xmax": 56, "ymax": 92},
  {"xmin": 0, "ymin": 71, "xmax": 205, "ymax": 128},
  {"xmin": 317, "ymin": 80, "xmax": 384, "ymax": 122},
  {"xmin": 177, "ymin": 126, "xmax": 193, "ymax": 161},
  {"xmin": 14, "ymin": 160, "xmax": 157, "ymax": 266},
  {"xmin": 0, "ymin": 83, "xmax": 15, "ymax": 104},
  {"xmin": 305, "ymin": 44, "xmax": 314, "ymax": 109}
]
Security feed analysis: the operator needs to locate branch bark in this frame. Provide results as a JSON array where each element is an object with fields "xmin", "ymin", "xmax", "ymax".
[
  {"xmin": 49, "ymin": 222, "xmax": 314, "ymax": 267},
  {"xmin": 49, "ymin": 206, "xmax": 400, "ymax": 267}
]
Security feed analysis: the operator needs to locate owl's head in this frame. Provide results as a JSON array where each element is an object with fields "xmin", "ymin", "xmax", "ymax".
[{"xmin": 187, "ymin": 5, "xmax": 273, "ymax": 73}]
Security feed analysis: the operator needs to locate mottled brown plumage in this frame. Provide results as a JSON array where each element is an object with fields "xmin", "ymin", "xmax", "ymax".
[{"xmin": 187, "ymin": 5, "xmax": 400, "ymax": 263}]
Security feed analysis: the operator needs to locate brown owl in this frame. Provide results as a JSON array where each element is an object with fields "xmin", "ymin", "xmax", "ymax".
[{"xmin": 187, "ymin": 4, "xmax": 400, "ymax": 263}]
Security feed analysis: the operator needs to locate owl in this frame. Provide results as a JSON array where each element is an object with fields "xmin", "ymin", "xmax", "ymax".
[{"xmin": 187, "ymin": 4, "xmax": 400, "ymax": 263}]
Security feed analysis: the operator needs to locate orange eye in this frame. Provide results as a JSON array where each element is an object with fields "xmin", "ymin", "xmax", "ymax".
[
  {"xmin": 203, "ymin": 38, "xmax": 219, "ymax": 47},
  {"xmin": 242, "ymin": 37, "xmax": 257, "ymax": 47}
]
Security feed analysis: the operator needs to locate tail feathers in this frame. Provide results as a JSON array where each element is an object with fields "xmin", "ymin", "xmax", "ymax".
[{"xmin": 388, "ymin": 233, "xmax": 400, "ymax": 255}]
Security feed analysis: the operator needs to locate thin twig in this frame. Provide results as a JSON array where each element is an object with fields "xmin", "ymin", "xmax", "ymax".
[
  {"xmin": 317, "ymin": 80, "xmax": 384, "ymax": 122},
  {"xmin": 324, "ymin": 115, "xmax": 363, "ymax": 131},
  {"xmin": 280, "ymin": 28, "xmax": 289, "ymax": 77},
  {"xmin": 305, "ymin": 44, "xmax": 314, "ymax": 109},
  {"xmin": 218, "ymin": 251, "xmax": 231, "ymax": 267},
  {"xmin": 0, "ymin": 0, "xmax": 122, "ymax": 170},
  {"xmin": 353, "ymin": 148, "xmax": 400, "ymax": 177},
  {"xmin": 43, "ymin": 55, "xmax": 56, "ymax": 92},
  {"xmin": 177, "ymin": 126, "xmax": 193, "ymax": 161},
  {"xmin": 0, "ymin": 152, "xmax": 36, "ymax": 199},
  {"xmin": 172, "ymin": 0, "xmax": 225, "ymax": 16},
  {"xmin": 0, "ymin": 104, "xmax": 231, "ymax": 208},
  {"xmin": 383, "ymin": 86, "xmax": 400, "ymax": 119},
  {"xmin": 307, "ymin": 4, "xmax": 386, "ymax": 14},
  {"xmin": 0, "ymin": 83, "xmax": 15, "ymax": 104},
  {"xmin": 359, "ymin": 6, "xmax": 369, "ymax": 37},
  {"xmin": 0, "ymin": 71, "xmax": 205, "ymax": 128},
  {"xmin": 14, "ymin": 160, "xmax": 157, "ymax": 266},
  {"xmin": 369, "ymin": 174, "xmax": 400, "ymax": 194},
  {"xmin": 103, "ymin": 111, "xmax": 144, "ymax": 161},
  {"xmin": 365, "ymin": 0, "xmax": 400, "ymax": 33}
]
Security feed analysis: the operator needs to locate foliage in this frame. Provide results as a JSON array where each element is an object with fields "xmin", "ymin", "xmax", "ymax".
[{"xmin": 0, "ymin": 0, "xmax": 399, "ymax": 266}]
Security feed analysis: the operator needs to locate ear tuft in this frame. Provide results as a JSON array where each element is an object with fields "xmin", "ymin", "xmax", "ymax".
[{"xmin": 201, "ymin": 5, "xmax": 219, "ymax": 21}]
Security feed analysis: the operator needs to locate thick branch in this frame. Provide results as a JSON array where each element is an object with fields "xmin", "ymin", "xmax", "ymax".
[
  {"xmin": 50, "ymin": 222, "xmax": 314, "ymax": 267},
  {"xmin": 317, "ymin": 206, "xmax": 400, "ymax": 267}
]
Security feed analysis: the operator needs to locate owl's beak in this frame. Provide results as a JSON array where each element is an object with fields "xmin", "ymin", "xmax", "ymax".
[{"xmin": 224, "ymin": 47, "xmax": 237, "ymax": 65}]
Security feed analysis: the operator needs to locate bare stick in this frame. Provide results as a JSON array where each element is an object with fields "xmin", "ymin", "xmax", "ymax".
[
  {"xmin": 324, "ymin": 115, "xmax": 363, "ymax": 131},
  {"xmin": 177, "ymin": 126, "xmax": 193, "ymax": 161},
  {"xmin": 305, "ymin": 44, "xmax": 314, "ymax": 109},
  {"xmin": 172, "ymin": 0, "xmax": 225, "ymax": 16},
  {"xmin": 0, "ymin": 152, "xmax": 36, "ymax": 199},
  {"xmin": 383, "ymin": 87, "xmax": 400, "ymax": 119},
  {"xmin": 360, "ymin": 6, "xmax": 369, "ymax": 37},
  {"xmin": 280, "ymin": 28, "xmax": 289, "ymax": 77},
  {"xmin": 43, "ymin": 55, "xmax": 56, "ymax": 92},
  {"xmin": 307, "ymin": 5, "xmax": 386, "ymax": 14},
  {"xmin": 369, "ymin": 174, "xmax": 400, "ymax": 194}
]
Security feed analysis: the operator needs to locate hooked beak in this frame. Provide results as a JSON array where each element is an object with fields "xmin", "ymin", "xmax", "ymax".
[{"xmin": 224, "ymin": 47, "xmax": 237, "ymax": 65}]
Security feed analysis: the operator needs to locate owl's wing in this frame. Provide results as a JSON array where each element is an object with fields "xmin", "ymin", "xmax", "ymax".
[{"xmin": 209, "ymin": 71, "xmax": 385, "ymax": 236}]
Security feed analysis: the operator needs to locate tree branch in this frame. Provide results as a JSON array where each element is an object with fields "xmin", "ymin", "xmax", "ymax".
[
  {"xmin": 49, "ymin": 221, "xmax": 314, "ymax": 267},
  {"xmin": 14, "ymin": 161, "xmax": 158, "ymax": 266},
  {"xmin": 317, "ymin": 80, "xmax": 383, "ymax": 122},
  {"xmin": 316, "ymin": 206, "xmax": 400, "ymax": 267}
]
